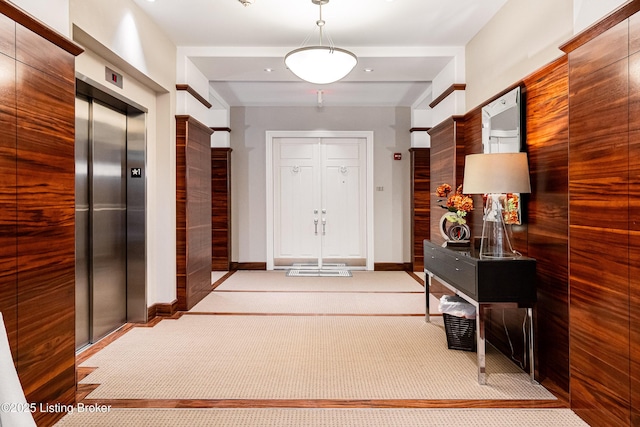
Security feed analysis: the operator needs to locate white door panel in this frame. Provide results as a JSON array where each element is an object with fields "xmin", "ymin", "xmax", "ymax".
[
  {"xmin": 278, "ymin": 164, "xmax": 316, "ymax": 257},
  {"xmin": 321, "ymin": 140, "xmax": 366, "ymax": 262},
  {"xmin": 324, "ymin": 139, "xmax": 360, "ymax": 159},
  {"xmin": 273, "ymin": 139, "xmax": 320, "ymax": 264},
  {"xmin": 270, "ymin": 134, "xmax": 370, "ymax": 269}
]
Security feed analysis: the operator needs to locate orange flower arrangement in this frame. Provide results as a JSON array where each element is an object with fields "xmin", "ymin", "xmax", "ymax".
[{"xmin": 436, "ymin": 183, "xmax": 474, "ymax": 224}]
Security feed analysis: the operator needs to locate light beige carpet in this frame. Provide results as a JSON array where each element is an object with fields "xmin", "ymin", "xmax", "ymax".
[
  {"xmin": 214, "ymin": 271, "xmax": 424, "ymax": 292},
  {"xmin": 55, "ymin": 408, "xmax": 589, "ymax": 427},
  {"xmin": 211, "ymin": 271, "xmax": 229, "ymax": 283},
  {"xmin": 59, "ymin": 271, "xmax": 585, "ymax": 427},
  {"xmin": 79, "ymin": 315, "xmax": 554, "ymax": 400},
  {"xmin": 191, "ymin": 291, "xmax": 425, "ymax": 314}
]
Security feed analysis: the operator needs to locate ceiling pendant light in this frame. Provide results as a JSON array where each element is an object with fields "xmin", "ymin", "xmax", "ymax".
[{"xmin": 285, "ymin": 0, "xmax": 357, "ymax": 85}]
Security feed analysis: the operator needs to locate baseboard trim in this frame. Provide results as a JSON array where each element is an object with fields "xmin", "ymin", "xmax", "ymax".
[
  {"xmin": 147, "ymin": 299, "xmax": 179, "ymax": 321},
  {"xmin": 228, "ymin": 262, "xmax": 412, "ymax": 271},
  {"xmin": 231, "ymin": 262, "xmax": 267, "ymax": 270},
  {"xmin": 374, "ymin": 263, "xmax": 412, "ymax": 271}
]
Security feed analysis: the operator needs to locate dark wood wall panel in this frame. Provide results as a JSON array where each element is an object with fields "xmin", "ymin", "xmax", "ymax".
[
  {"xmin": 427, "ymin": 118, "xmax": 464, "ymax": 297},
  {"xmin": 416, "ymin": 4, "xmax": 640, "ymax": 425},
  {"xmin": 428, "ymin": 117, "xmax": 464, "ymax": 246},
  {"xmin": 16, "ymin": 24, "xmax": 75, "ymax": 86},
  {"xmin": 409, "ymin": 147, "xmax": 429, "ymax": 271},
  {"xmin": 0, "ymin": 45, "xmax": 16, "ymax": 361},
  {"xmin": 0, "ymin": 5, "xmax": 82, "ymax": 425},
  {"xmin": 427, "ymin": 61, "xmax": 570, "ymax": 388},
  {"xmin": 176, "ymin": 116, "xmax": 213, "ymax": 311},
  {"xmin": 16, "ymin": 60, "xmax": 77, "ymax": 415},
  {"xmin": 628, "ymin": 18, "xmax": 640, "ymax": 423},
  {"xmin": 0, "ymin": 16, "xmax": 16, "ymax": 362},
  {"xmin": 569, "ymin": 228, "xmax": 630, "ymax": 423},
  {"xmin": 521, "ymin": 57, "xmax": 570, "ymax": 393},
  {"xmin": 0, "ymin": 0, "xmax": 15, "ymax": 361},
  {"xmin": 176, "ymin": 117, "xmax": 188, "ymax": 309},
  {"xmin": 630, "ymin": 223, "xmax": 640, "ymax": 426},
  {"xmin": 461, "ymin": 107, "xmax": 483, "ymax": 234},
  {"xmin": 461, "ymin": 89, "xmax": 533, "ymax": 376},
  {"xmin": 0, "ymin": 12, "xmax": 14, "ymax": 56},
  {"xmin": 211, "ymin": 147, "xmax": 231, "ymax": 271},
  {"xmin": 568, "ymin": 19, "xmax": 631, "ymax": 427}
]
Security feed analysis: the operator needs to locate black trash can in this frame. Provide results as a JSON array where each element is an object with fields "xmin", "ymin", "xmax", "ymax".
[{"xmin": 439, "ymin": 295, "xmax": 476, "ymax": 352}]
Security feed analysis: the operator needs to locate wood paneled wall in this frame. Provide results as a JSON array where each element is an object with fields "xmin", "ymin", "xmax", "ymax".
[
  {"xmin": 564, "ymin": 13, "xmax": 634, "ymax": 426},
  {"xmin": 0, "ymin": 2, "xmax": 82, "ymax": 425},
  {"xmin": 428, "ymin": 65, "xmax": 571, "ymax": 394},
  {"xmin": 427, "ymin": 117, "xmax": 465, "ymax": 246},
  {"xmin": 522, "ymin": 58, "xmax": 570, "ymax": 393},
  {"xmin": 409, "ymin": 147, "xmax": 430, "ymax": 271},
  {"xmin": 427, "ymin": 117, "xmax": 465, "ymax": 298},
  {"xmin": 0, "ymin": 12, "xmax": 17, "ymax": 361},
  {"xmin": 211, "ymin": 147, "xmax": 231, "ymax": 271},
  {"xmin": 415, "ymin": 4, "xmax": 640, "ymax": 426},
  {"xmin": 461, "ymin": 91, "xmax": 532, "ymax": 378},
  {"xmin": 458, "ymin": 66, "xmax": 571, "ymax": 390},
  {"xmin": 17, "ymin": 27, "xmax": 77, "ymax": 419},
  {"xmin": 176, "ymin": 116, "xmax": 213, "ymax": 311},
  {"xmin": 438, "ymin": 3, "xmax": 640, "ymax": 424},
  {"xmin": 630, "ymin": 13, "xmax": 640, "ymax": 425}
]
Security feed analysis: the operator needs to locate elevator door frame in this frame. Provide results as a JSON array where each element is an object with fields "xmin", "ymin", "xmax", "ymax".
[{"xmin": 75, "ymin": 75, "xmax": 147, "ymax": 350}]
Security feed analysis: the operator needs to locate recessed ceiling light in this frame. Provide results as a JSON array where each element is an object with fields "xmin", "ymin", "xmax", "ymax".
[
  {"xmin": 364, "ymin": 68, "xmax": 374, "ymax": 73},
  {"xmin": 264, "ymin": 68, "xmax": 273, "ymax": 73}
]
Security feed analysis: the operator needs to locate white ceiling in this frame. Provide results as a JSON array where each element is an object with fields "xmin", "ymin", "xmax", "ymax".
[{"xmin": 131, "ymin": 0, "xmax": 508, "ymax": 107}]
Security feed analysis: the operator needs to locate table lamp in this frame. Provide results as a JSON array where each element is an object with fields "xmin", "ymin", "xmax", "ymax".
[{"xmin": 462, "ymin": 153, "xmax": 531, "ymax": 259}]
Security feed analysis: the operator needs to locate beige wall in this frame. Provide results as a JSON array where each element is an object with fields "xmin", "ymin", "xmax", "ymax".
[
  {"xmin": 70, "ymin": 0, "xmax": 175, "ymax": 89},
  {"xmin": 69, "ymin": 0, "xmax": 178, "ymax": 305},
  {"xmin": 9, "ymin": 0, "xmax": 69, "ymax": 35},
  {"xmin": 465, "ymin": 0, "xmax": 573, "ymax": 110},
  {"xmin": 230, "ymin": 106, "xmax": 412, "ymax": 266},
  {"xmin": 574, "ymin": 0, "xmax": 629, "ymax": 32},
  {"xmin": 465, "ymin": 0, "xmax": 630, "ymax": 110}
]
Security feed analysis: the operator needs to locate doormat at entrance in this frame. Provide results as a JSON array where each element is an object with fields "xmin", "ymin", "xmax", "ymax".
[{"xmin": 286, "ymin": 269, "xmax": 352, "ymax": 277}]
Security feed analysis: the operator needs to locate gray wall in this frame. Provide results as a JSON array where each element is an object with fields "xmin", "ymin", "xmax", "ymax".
[{"xmin": 230, "ymin": 106, "xmax": 412, "ymax": 266}]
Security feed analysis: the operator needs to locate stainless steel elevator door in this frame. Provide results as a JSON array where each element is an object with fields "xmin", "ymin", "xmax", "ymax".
[
  {"xmin": 91, "ymin": 102, "xmax": 127, "ymax": 342},
  {"xmin": 75, "ymin": 98, "xmax": 128, "ymax": 349},
  {"xmin": 75, "ymin": 97, "xmax": 90, "ymax": 349}
]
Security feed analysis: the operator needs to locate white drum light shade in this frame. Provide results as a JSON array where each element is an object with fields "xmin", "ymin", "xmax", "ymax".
[
  {"xmin": 462, "ymin": 152, "xmax": 531, "ymax": 259},
  {"xmin": 462, "ymin": 153, "xmax": 531, "ymax": 195},
  {"xmin": 285, "ymin": 46, "xmax": 357, "ymax": 85}
]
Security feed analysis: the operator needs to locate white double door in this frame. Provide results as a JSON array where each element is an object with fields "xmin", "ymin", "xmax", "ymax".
[{"xmin": 271, "ymin": 136, "xmax": 368, "ymax": 269}]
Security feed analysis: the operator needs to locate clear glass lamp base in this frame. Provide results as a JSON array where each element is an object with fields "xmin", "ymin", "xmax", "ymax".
[{"xmin": 479, "ymin": 194, "xmax": 521, "ymax": 259}]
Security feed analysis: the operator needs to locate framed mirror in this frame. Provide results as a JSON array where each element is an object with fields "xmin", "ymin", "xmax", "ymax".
[
  {"xmin": 481, "ymin": 86, "xmax": 524, "ymax": 225},
  {"xmin": 482, "ymin": 86, "xmax": 521, "ymax": 154}
]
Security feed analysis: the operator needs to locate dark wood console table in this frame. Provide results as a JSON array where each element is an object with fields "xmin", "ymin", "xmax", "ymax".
[{"xmin": 423, "ymin": 240, "xmax": 536, "ymax": 385}]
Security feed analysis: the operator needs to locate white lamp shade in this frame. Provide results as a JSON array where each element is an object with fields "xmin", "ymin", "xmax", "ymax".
[
  {"xmin": 285, "ymin": 46, "xmax": 357, "ymax": 84},
  {"xmin": 463, "ymin": 152, "xmax": 531, "ymax": 194}
]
